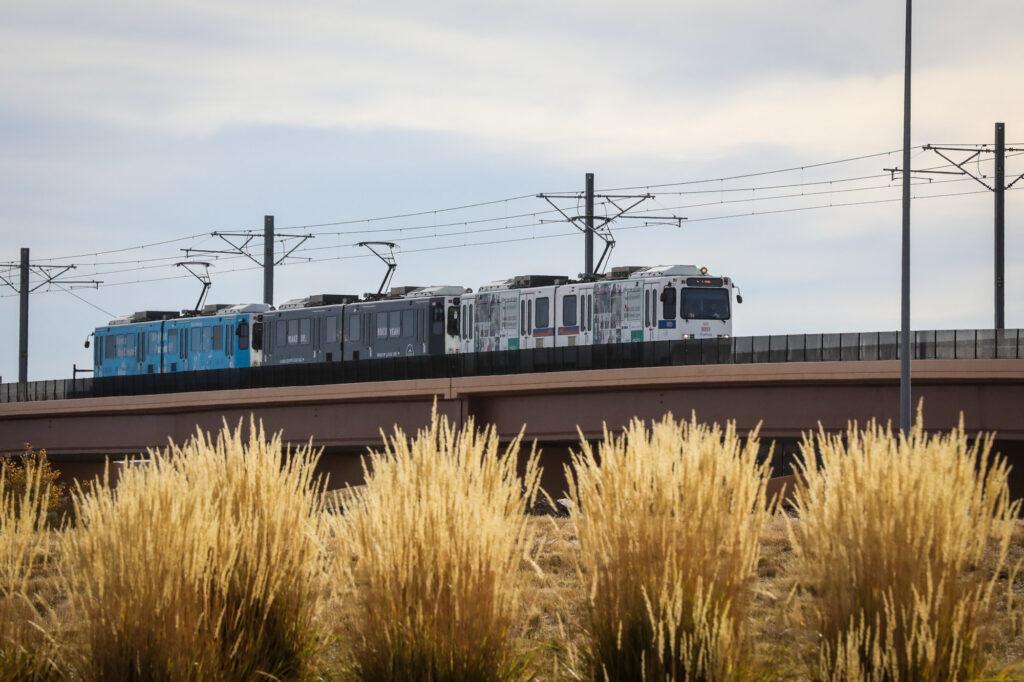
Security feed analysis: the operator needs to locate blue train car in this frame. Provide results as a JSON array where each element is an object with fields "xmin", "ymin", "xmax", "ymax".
[
  {"xmin": 92, "ymin": 305, "xmax": 269, "ymax": 377},
  {"xmin": 93, "ymin": 311, "xmax": 176, "ymax": 377},
  {"xmin": 160, "ymin": 303, "xmax": 269, "ymax": 373}
]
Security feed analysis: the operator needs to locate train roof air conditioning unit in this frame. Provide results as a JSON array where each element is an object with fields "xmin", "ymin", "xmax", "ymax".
[
  {"xmin": 278, "ymin": 294, "xmax": 360, "ymax": 309},
  {"xmin": 509, "ymin": 275, "xmax": 569, "ymax": 289},
  {"xmin": 630, "ymin": 264, "xmax": 704, "ymax": 278},
  {"xmin": 404, "ymin": 285, "xmax": 469, "ymax": 298}
]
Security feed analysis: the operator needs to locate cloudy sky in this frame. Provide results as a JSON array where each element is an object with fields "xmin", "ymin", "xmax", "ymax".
[{"xmin": 1, "ymin": 1, "xmax": 1021, "ymax": 380}]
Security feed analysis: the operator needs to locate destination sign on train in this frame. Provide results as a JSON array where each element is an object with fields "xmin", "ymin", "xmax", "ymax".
[{"xmin": 686, "ymin": 277, "xmax": 724, "ymax": 287}]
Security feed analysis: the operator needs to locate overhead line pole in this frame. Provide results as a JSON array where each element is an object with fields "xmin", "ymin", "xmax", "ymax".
[
  {"xmin": 264, "ymin": 215, "xmax": 274, "ymax": 306},
  {"xmin": 584, "ymin": 173, "xmax": 595, "ymax": 277},
  {"xmin": 995, "ymin": 122, "xmax": 1005, "ymax": 329},
  {"xmin": 19, "ymin": 248, "xmax": 29, "ymax": 384},
  {"xmin": 0, "ymin": 248, "xmax": 102, "ymax": 383},
  {"xmin": 900, "ymin": 0, "xmax": 913, "ymax": 434}
]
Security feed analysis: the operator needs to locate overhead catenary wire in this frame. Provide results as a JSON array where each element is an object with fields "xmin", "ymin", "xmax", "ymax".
[
  {"xmin": 17, "ymin": 144, "xmax": 987, "ymax": 265},
  {"xmin": 6, "ymin": 148, "xmax": 1021, "ymax": 291},
  {"xmin": 5, "ymin": 184, "xmax": 1017, "ymax": 300}
]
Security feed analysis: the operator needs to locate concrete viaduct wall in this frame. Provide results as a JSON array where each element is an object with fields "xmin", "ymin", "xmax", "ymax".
[{"xmin": 1, "ymin": 359, "xmax": 1022, "ymax": 496}]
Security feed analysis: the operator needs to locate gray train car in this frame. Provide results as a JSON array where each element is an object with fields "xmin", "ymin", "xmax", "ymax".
[
  {"xmin": 342, "ymin": 286, "xmax": 465, "ymax": 361},
  {"xmin": 259, "ymin": 294, "xmax": 358, "ymax": 365},
  {"xmin": 258, "ymin": 288, "xmax": 466, "ymax": 366}
]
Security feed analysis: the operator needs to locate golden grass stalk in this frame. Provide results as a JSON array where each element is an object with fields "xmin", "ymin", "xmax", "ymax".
[
  {"xmin": 567, "ymin": 414, "xmax": 773, "ymax": 681},
  {"xmin": 60, "ymin": 418, "xmax": 327, "ymax": 681},
  {"xmin": 0, "ymin": 458, "xmax": 59, "ymax": 680},
  {"xmin": 334, "ymin": 408, "xmax": 541, "ymax": 681},
  {"xmin": 788, "ymin": 410, "xmax": 1018, "ymax": 681}
]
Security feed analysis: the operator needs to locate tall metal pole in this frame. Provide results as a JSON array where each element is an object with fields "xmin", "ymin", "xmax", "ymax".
[
  {"xmin": 18, "ymin": 247, "xmax": 29, "ymax": 383},
  {"xmin": 263, "ymin": 215, "xmax": 274, "ymax": 306},
  {"xmin": 584, "ymin": 173, "xmax": 594, "ymax": 277},
  {"xmin": 899, "ymin": 0, "xmax": 913, "ymax": 433},
  {"xmin": 994, "ymin": 122, "xmax": 1005, "ymax": 330}
]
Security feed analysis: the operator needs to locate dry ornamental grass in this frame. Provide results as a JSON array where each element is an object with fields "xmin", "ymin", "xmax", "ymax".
[
  {"xmin": 332, "ymin": 408, "xmax": 542, "ymax": 682},
  {"xmin": 58, "ymin": 419, "xmax": 328, "ymax": 682},
  {"xmin": 566, "ymin": 414, "xmax": 774, "ymax": 681},
  {"xmin": 788, "ymin": 409, "xmax": 1019, "ymax": 681}
]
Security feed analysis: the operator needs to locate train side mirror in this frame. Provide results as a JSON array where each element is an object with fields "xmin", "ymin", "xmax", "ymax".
[
  {"xmin": 250, "ymin": 321, "xmax": 264, "ymax": 351},
  {"xmin": 446, "ymin": 306, "xmax": 460, "ymax": 337},
  {"xmin": 736, "ymin": 295, "xmax": 743, "ymax": 304},
  {"xmin": 84, "ymin": 340, "xmax": 91, "ymax": 349}
]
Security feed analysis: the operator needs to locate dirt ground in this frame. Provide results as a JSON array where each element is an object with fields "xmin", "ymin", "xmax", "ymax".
[{"xmin": 516, "ymin": 515, "xmax": 1024, "ymax": 681}]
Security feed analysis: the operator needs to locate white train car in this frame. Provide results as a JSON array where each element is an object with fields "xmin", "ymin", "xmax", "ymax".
[{"xmin": 459, "ymin": 265, "xmax": 738, "ymax": 353}]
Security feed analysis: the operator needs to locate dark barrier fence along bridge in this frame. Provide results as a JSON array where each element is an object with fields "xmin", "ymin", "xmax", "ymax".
[{"xmin": 3, "ymin": 328, "xmax": 1022, "ymax": 403}]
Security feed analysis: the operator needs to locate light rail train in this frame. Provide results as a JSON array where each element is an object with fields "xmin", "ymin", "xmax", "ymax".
[{"xmin": 90, "ymin": 264, "xmax": 740, "ymax": 377}]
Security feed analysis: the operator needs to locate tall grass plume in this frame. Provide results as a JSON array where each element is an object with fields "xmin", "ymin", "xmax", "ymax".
[
  {"xmin": 788, "ymin": 410, "xmax": 1018, "ymax": 681},
  {"xmin": 567, "ymin": 414, "xmax": 773, "ymax": 681},
  {"xmin": 60, "ymin": 418, "xmax": 327, "ymax": 681},
  {"xmin": 0, "ymin": 457, "xmax": 59, "ymax": 680},
  {"xmin": 334, "ymin": 408, "xmax": 541, "ymax": 681}
]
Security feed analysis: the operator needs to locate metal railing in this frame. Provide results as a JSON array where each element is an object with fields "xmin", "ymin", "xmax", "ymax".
[{"xmin": 1, "ymin": 329, "xmax": 1020, "ymax": 404}]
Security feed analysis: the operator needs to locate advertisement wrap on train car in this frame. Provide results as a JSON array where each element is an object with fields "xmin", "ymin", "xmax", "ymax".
[{"xmin": 89, "ymin": 265, "xmax": 741, "ymax": 377}]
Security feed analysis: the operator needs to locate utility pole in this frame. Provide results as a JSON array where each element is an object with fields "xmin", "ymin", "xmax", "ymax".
[
  {"xmin": 183, "ymin": 215, "xmax": 313, "ymax": 308},
  {"xmin": 264, "ymin": 215, "xmax": 274, "ymax": 306},
  {"xmin": 584, "ymin": 173, "xmax": 595, "ymax": 277},
  {"xmin": 887, "ymin": 125, "xmax": 1022, "ymax": 331},
  {"xmin": 538, "ymin": 181, "xmax": 685, "ymax": 278},
  {"xmin": 0, "ymin": 250, "xmax": 101, "ymax": 383},
  {"xmin": 994, "ymin": 122, "xmax": 1005, "ymax": 329},
  {"xmin": 899, "ymin": 0, "xmax": 912, "ymax": 434},
  {"xmin": 19, "ymin": 248, "xmax": 28, "ymax": 384}
]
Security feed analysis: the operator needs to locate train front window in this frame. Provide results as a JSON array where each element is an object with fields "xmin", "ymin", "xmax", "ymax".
[{"xmin": 681, "ymin": 288, "xmax": 730, "ymax": 320}]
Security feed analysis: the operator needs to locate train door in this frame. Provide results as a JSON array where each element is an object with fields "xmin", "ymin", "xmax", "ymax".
[
  {"xmin": 643, "ymin": 279, "xmax": 660, "ymax": 341},
  {"xmin": 555, "ymin": 284, "xmax": 594, "ymax": 347},
  {"xmin": 521, "ymin": 287, "xmax": 554, "ymax": 349},
  {"xmin": 459, "ymin": 295, "xmax": 474, "ymax": 353},
  {"xmin": 654, "ymin": 277, "xmax": 679, "ymax": 341}
]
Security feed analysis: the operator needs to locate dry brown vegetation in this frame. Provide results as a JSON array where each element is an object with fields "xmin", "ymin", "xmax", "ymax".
[
  {"xmin": 1, "ymin": 411, "xmax": 1024, "ymax": 681},
  {"xmin": 330, "ymin": 410, "xmax": 541, "ymax": 681}
]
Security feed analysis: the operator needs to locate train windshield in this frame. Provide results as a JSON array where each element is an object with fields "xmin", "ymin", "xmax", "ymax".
[{"xmin": 681, "ymin": 288, "xmax": 730, "ymax": 320}]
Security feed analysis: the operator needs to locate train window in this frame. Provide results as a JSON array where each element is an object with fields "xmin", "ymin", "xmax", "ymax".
[
  {"xmin": 662, "ymin": 285, "xmax": 677, "ymax": 320},
  {"xmin": 348, "ymin": 315, "xmax": 361, "ymax": 341},
  {"xmin": 388, "ymin": 311, "xmax": 401, "ymax": 337},
  {"xmin": 562, "ymin": 295, "xmax": 577, "ymax": 327},
  {"xmin": 587, "ymin": 294, "xmax": 593, "ymax": 331},
  {"xmin": 166, "ymin": 331, "xmax": 177, "ymax": 356},
  {"xmin": 272, "ymin": 322, "xmax": 283, "ymax": 349},
  {"xmin": 375, "ymin": 312, "xmax": 386, "ymax": 338},
  {"xmin": 402, "ymin": 310, "xmax": 415, "ymax": 338},
  {"xmin": 148, "ymin": 331, "xmax": 160, "ymax": 355},
  {"xmin": 105, "ymin": 336, "xmax": 116, "ymax": 360},
  {"xmin": 520, "ymin": 301, "xmax": 526, "ymax": 335},
  {"xmin": 286, "ymin": 319, "xmax": 299, "ymax": 345},
  {"xmin": 535, "ymin": 297, "xmax": 549, "ymax": 329},
  {"xmin": 188, "ymin": 327, "xmax": 199, "ymax": 352},
  {"xmin": 239, "ymin": 320, "xmax": 251, "ymax": 350},
  {"xmin": 325, "ymin": 316, "xmax": 338, "ymax": 343},
  {"xmin": 213, "ymin": 326, "xmax": 224, "ymax": 351},
  {"xmin": 299, "ymin": 318, "xmax": 311, "ymax": 344},
  {"xmin": 469, "ymin": 304, "xmax": 474, "ymax": 338},
  {"xmin": 644, "ymin": 291, "xmax": 651, "ymax": 327},
  {"xmin": 527, "ymin": 300, "xmax": 533, "ymax": 333},
  {"xmin": 180, "ymin": 329, "xmax": 187, "ymax": 358}
]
